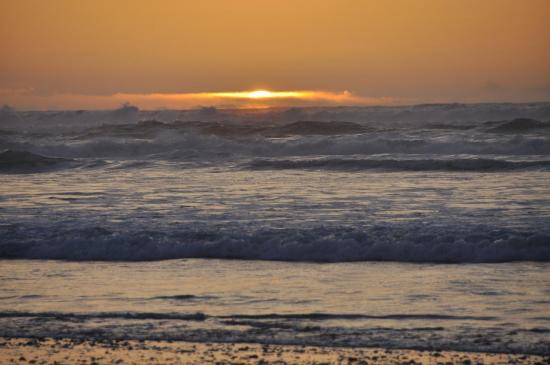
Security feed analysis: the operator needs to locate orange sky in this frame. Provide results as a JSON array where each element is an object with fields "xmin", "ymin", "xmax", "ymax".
[{"xmin": 1, "ymin": 0, "xmax": 549, "ymax": 109}]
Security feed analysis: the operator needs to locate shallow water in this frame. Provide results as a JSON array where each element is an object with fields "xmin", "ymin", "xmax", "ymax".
[{"xmin": 0, "ymin": 260, "xmax": 548, "ymax": 354}]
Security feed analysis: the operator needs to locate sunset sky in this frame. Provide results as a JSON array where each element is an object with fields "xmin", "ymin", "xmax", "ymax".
[{"xmin": 1, "ymin": 0, "xmax": 549, "ymax": 109}]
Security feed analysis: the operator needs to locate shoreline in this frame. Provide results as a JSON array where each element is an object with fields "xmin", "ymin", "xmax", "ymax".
[{"xmin": 1, "ymin": 337, "xmax": 548, "ymax": 365}]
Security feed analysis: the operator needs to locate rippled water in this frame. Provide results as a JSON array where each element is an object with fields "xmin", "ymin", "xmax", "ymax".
[{"xmin": 0, "ymin": 260, "xmax": 548, "ymax": 354}]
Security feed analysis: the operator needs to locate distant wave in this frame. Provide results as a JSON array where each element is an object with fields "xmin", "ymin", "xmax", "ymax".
[
  {"xmin": 487, "ymin": 118, "xmax": 550, "ymax": 133},
  {"xmin": 75, "ymin": 118, "xmax": 550, "ymax": 139},
  {"xmin": 1, "ymin": 224, "xmax": 548, "ymax": 263},
  {"xmin": 2, "ymin": 103, "xmax": 550, "ymax": 130},
  {"xmin": 246, "ymin": 157, "xmax": 550, "ymax": 172},
  {"xmin": 3, "ymin": 132, "xmax": 550, "ymax": 163},
  {"xmin": 79, "ymin": 120, "xmax": 368, "ymax": 139}
]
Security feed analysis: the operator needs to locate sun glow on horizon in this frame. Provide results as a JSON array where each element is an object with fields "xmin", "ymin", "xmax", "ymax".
[
  {"xmin": 207, "ymin": 90, "xmax": 308, "ymax": 99},
  {"xmin": 246, "ymin": 90, "xmax": 276, "ymax": 98},
  {"xmin": 0, "ymin": 88, "xmax": 395, "ymax": 110},
  {"xmin": 108, "ymin": 89, "xmax": 372, "ymax": 106}
]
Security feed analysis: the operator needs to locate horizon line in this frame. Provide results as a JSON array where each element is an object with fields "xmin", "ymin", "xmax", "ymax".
[{"xmin": 3, "ymin": 100, "xmax": 550, "ymax": 113}]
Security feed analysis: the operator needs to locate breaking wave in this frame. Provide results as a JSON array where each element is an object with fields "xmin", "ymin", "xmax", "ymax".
[
  {"xmin": 3, "ymin": 133, "xmax": 550, "ymax": 164},
  {"xmin": 1, "ymin": 224, "xmax": 548, "ymax": 263}
]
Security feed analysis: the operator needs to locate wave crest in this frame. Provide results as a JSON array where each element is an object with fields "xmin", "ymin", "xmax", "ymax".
[
  {"xmin": 1, "ymin": 224, "xmax": 548, "ymax": 263},
  {"xmin": 0, "ymin": 150, "xmax": 73, "ymax": 172}
]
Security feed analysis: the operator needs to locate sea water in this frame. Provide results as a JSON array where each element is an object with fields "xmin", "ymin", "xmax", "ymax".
[{"xmin": 0, "ymin": 103, "xmax": 549, "ymax": 353}]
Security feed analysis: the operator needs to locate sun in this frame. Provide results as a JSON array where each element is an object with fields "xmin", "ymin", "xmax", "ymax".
[
  {"xmin": 247, "ymin": 90, "xmax": 274, "ymax": 98},
  {"xmin": 200, "ymin": 89, "xmax": 348, "ymax": 102}
]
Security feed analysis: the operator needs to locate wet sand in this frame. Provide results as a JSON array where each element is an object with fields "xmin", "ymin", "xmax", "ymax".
[{"xmin": 0, "ymin": 338, "xmax": 548, "ymax": 365}]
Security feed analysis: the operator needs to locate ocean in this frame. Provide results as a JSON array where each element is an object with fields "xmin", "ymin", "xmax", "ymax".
[{"xmin": 0, "ymin": 103, "xmax": 549, "ymax": 354}]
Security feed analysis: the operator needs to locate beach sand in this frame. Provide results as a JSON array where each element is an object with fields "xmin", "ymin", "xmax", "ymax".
[{"xmin": 0, "ymin": 338, "xmax": 548, "ymax": 365}]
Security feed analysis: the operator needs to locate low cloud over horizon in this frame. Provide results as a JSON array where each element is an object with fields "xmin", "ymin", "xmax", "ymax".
[
  {"xmin": 0, "ymin": 88, "xmax": 398, "ymax": 110},
  {"xmin": 2, "ymin": 87, "xmax": 549, "ymax": 111}
]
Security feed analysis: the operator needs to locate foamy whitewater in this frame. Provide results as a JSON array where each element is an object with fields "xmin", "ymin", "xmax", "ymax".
[{"xmin": 1, "ymin": 103, "xmax": 549, "ymax": 353}]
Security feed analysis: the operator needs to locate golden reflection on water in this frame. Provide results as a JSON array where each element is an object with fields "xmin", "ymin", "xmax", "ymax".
[{"xmin": 0, "ymin": 259, "xmax": 548, "ymax": 330}]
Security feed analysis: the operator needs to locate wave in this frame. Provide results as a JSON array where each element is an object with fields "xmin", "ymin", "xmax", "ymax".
[
  {"xmin": 0, "ymin": 311, "xmax": 206, "ymax": 321},
  {"xmin": 3, "ymin": 103, "xmax": 550, "ymax": 129},
  {"xmin": 246, "ymin": 157, "xmax": 550, "ymax": 172},
  {"xmin": 222, "ymin": 313, "xmax": 497, "ymax": 321},
  {"xmin": 0, "ymin": 150, "xmax": 74, "ymax": 173},
  {"xmin": 0, "ymin": 132, "xmax": 248, "ymax": 160},
  {"xmin": 152, "ymin": 294, "xmax": 217, "ymax": 301},
  {"xmin": 79, "ymin": 120, "xmax": 368, "ymax": 139},
  {"xmin": 77, "ymin": 118, "xmax": 550, "ymax": 140},
  {"xmin": 2, "ymin": 107, "xmax": 550, "ymax": 163},
  {"xmin": 1, "ymin": 224, "xmax": 548, "ymax": 263},
  {"xmin": 3, "ymin": 132, "xmax": 550, "ymax": 163},
  {"xmin": 0, "ymin": 310, "xmax": 495, "ymax": 322},
  {"xmin": 487, "ymin": 118, "xmax": 550, "ymax": 133}
]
